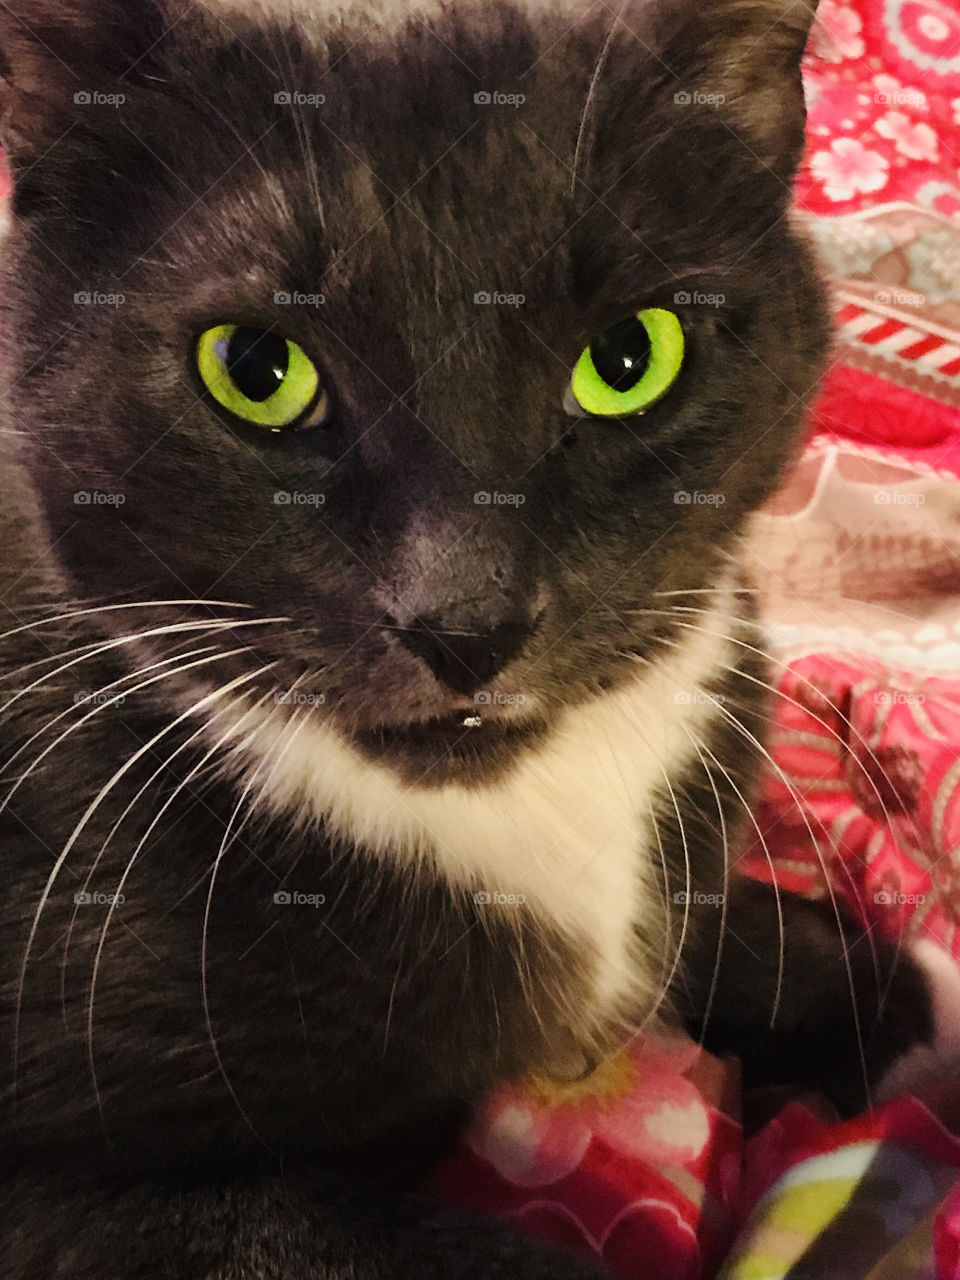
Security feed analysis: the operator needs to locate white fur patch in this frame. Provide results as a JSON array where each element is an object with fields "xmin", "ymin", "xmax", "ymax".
[
  {"xmin": 209, "ymin": 583, "xmax": 741, "ymax": 1026},
  {"xmin": 877, "ymin": 940, "xmax": 960, "ymax": 1101}
]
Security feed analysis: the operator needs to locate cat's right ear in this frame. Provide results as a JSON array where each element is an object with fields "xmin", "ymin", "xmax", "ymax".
[
  {"xmin": 0, "ymin": 1, "xmax": 168, "ymax": 185},
  {"xmin": 662, "ymin": 0, "xmax": 820, "ymax": 179}
]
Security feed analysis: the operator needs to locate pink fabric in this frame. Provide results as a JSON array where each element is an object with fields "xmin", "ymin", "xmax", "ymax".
[
  {"xmin": 427, "ymin": 1032, "xmax": 742, "ymax": 1279},
  {"xmin": 742, "ymin": 653, "xmax": 960, "ymax": 955},
  {"xmin": 798, "ymin": 0, "xmax": 960, "ymax": 221}
]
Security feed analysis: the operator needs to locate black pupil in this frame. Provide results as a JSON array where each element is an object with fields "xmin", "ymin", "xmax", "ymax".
[
  {"xmin": 589, "ymin": 315, "xmax": 651, "ymax": 392},
  {"xmin": 226, "ymin": 328, "xmax": 289, "ymax": 402}
]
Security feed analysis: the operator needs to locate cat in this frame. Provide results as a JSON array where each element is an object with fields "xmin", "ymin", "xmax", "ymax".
[{"xmin": 1, "ymin": 0, "xmax": 958, "ymax": 1276}]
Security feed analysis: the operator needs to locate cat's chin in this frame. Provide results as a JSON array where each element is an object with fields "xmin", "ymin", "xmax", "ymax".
[{"xmin": 350, "ymin": 707, "xmax": 551, "ymax": 784}]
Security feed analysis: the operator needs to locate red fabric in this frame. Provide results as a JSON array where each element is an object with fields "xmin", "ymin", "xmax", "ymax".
[{"xmin": 813, "ymin": 363, "xmax": 960, "ymax": 474}]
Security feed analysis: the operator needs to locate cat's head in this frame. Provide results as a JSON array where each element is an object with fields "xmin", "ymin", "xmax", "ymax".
[{"xmin": 0, "ymin": 0, "xmax": 826, "ymax": 784}]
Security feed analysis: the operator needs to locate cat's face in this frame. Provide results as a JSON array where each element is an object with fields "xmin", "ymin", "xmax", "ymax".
[{"xmin": 0, "ymin": 0, "xmax": 826, "ymax": 783}]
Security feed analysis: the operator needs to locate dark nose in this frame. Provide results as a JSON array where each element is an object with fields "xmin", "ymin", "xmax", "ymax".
[{"xmin": 393, "ymin": 616, "xmax": 534, "ymax": 696}]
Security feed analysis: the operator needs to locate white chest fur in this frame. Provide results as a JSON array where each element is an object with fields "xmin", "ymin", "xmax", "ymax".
[{"xmin": 214, "ymin": 589, "xmax": 739, "ymax": 1024}]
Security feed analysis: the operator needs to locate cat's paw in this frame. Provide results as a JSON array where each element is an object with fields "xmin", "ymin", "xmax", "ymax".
[{"xmin": 876, "ymin": 940, "xmax": 960, "ymax": 1102}]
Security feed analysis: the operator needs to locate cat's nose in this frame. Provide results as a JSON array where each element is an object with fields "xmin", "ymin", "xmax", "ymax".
[{"xmin": 392, "ymin": 615, "xmax": 534, "ymax": 696}]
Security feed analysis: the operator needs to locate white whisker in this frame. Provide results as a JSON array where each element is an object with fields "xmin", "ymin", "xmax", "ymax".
[
  {"xmin": 85, "ymin": 683, "xmax": 278, "ymax": 1130},
  {"xmin": 61, "ymin": 685, "xmax": 278, "ymax": 1029},
  {"xmin": 0, "ymin": 644, "xmax": 223, "ymax": 814},
  {"xmin": 12, "ymin": 651, "xmax": 272, "ymax": 1096},
  {"xmin": 0, "ymin": 598, "xmax": 262, "ymax": 646},
  {"xmin": 679, "ymin": 724, "xmax": 731, "ymax": 1042},
  {"xmin": 0, "ymin": 616, "xmax": 282, "ymax": 721}
]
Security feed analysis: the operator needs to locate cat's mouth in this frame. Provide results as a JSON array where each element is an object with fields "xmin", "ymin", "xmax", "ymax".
[{"xmin": 351, "ymin": 707, "xmax": 548, "ymax": 783}]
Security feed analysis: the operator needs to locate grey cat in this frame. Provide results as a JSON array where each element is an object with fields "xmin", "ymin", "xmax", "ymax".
[{"xmin": 0, "ymin": 1, "xmax": 954, "ymax": 1276}]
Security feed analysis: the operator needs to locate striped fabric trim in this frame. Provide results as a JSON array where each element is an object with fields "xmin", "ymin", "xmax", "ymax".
[{"xmin": 832, "ymin": 294, "xmax": 960, "ymax": 397}]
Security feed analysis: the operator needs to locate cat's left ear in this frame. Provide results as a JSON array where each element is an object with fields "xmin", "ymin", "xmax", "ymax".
[{"xmin": 661, "ymin": 0, "xmax": 820, "ymax": 179}]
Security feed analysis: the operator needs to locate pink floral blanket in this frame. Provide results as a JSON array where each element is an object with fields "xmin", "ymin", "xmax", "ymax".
[{"xmin": 429, "ymin": 4, "xmax": 960, "ymax": 1277}]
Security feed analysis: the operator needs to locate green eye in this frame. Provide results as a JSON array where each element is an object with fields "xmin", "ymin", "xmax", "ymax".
[
  {"xmin": 569, "ymin": 307, "xmax": 685, "ymax": 417},
  {"xmin": 196, "ymin": 324, "xmax": 330, "ymax": 430}
]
